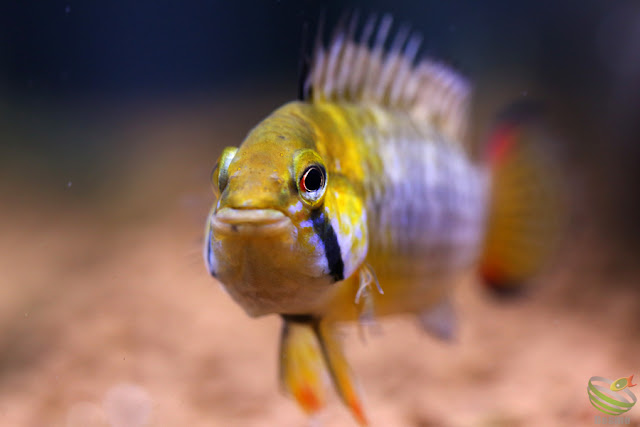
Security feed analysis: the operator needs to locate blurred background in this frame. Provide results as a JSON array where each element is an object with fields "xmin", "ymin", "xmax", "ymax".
[{"xmin": 1, "ymin": 1, "xmax": 639, "ymax": 426}]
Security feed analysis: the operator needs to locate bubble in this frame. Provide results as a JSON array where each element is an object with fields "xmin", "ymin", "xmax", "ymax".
[
  {"xmin": 66, "ymin": 402, "xmax": 108, "ymax": 427},
  {"xmin": 103, "ymin": 383, "xmax": 152, "ymax": 427}
]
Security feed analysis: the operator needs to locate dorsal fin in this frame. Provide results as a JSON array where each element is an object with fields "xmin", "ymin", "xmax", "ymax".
[{"xmin": 301, "ymin": 13, "xmax": 471, "ymax": 143}]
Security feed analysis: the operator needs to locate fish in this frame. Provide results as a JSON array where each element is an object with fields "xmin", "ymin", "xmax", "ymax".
[
  {"xmin": 611, "ymin": 375, "xmax": 637, "ymax": 392},
  {"xmin": 203, "ymin": 13, "xmax": 560, "ymax": 425}
]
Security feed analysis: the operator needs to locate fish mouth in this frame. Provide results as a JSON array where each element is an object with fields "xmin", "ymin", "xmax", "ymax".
[{"xmin": 211, "ymin": 208, "xmax": 293, "ymax": 236}]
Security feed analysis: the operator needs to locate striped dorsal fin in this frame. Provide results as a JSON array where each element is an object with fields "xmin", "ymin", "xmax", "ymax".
[{"xmin": 300, "ymin": 13, "xmax": 471, "ymax": 143}]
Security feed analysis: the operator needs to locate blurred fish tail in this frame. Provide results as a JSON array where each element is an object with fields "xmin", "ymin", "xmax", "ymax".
[{"xmin": 479, "ymin": 102, "xmax": 563, "ymax": 296}]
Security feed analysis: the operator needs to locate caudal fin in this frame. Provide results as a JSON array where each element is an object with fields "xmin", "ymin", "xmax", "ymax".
[{"xmin": 479, "ymin": 102, "xmax": 564, "ymax": 295}]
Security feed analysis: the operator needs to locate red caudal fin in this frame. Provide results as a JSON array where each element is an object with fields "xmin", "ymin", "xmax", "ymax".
[{"xmin": 479, "ymin": 102, "xmax": 565, "ymax": 296}]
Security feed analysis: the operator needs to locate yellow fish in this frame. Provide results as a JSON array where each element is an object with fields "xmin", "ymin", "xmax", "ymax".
[
  {"xmin": 611, "ymin": 375, "xmax": 637, "ymax": 392},
  {"xmin": 204, "ymin": 13, "xmax": 559, "ymax": 425}
]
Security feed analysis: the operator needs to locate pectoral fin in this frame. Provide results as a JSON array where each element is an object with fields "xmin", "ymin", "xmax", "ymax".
[
  {"xmin": 354, "ymin": 263, "xmax": 383, "ymax": 325},
  {"xmin": 417, "ymin": 298, "xmax": 457, "ymax": 341}
]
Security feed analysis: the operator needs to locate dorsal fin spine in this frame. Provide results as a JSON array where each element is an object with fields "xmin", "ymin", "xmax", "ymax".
[
  {"xmin": 389, "ymin": 32, "xmax": 422, "ymax": 106},
  {"xmin": 335, "ymin": 12, "xmax": 359, "ymax": 100},
  {"xmin": 303, "ymin": 12, "xmax": 472, "ymax": 144},
  {"xmin": 362, "ymin": 14, "xmax": 392, "ymax": 101},
  {"xmin": 375, "ymin": 23, "xmax": 410, "ymax": 102},
  {"xmin": 348, "ymin": 14, "xmax": 377, "ymax": 97},
  {"xmin": 324, "ymin": 14, "xmax": 350, "ymax": 99},
  {"xmin": 310, "ymin": 12, "xmax": 326, "ymax": 99}
]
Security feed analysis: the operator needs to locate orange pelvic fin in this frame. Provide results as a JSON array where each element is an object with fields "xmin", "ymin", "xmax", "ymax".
[
  {"xmin": 279, "ymin": 316, "xmax": 327, "ymax": 415},
  {"xmin": 315, "ymin": 319, "xmax": 368, "ymax": 426},
  {"xmin": 280, "ymin": 315, "xmax": 368, "ymax": 425}
]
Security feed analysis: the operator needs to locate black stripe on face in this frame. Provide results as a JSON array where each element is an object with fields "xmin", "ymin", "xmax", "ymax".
[
  {"xmin": 310, "ymin": 209, "xmax": 344, "ymax": 282},
  {"xmin": 281, "ymin": 314, "xmax": 316, "ymax": 324}
]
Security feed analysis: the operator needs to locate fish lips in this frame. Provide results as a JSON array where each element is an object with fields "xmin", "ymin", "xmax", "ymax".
[{"xmin": 210, "ymin": 208, "xmax": 294, "ymax": 237}]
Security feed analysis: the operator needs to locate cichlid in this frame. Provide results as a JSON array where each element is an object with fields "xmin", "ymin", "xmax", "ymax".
[{"xmin": 204, "ymin": 13, "xmax": 559, "ymax": 425}]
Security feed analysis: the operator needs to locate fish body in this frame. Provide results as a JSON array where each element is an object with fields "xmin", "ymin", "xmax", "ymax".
[
  {"xmin": 207, "ymin": 99, "xmax": 487, "ymax": 319},
  {"xmin": 611, "ymin": 375, "xmax": 637, "ymax": 392},
  {"xmin": 204, "ymin": 14, "xmax": 559, "ymax": 425}
]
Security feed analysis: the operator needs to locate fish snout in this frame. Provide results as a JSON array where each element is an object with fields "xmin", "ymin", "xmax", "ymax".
[
  {"xmin": 221, "ymin": 173, "xmax": 290, "ymax": 211},
  {"xmin": 211, "ymin": 208, "xmax": 293, "ymax": 236}
]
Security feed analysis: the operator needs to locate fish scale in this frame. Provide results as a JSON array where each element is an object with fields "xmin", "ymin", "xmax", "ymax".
[{"xmin": 318, "ymin": 103, "xmax": 488, "ymax": 274}]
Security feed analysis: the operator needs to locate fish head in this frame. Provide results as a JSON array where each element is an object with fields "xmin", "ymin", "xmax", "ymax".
[{"xmin": 203, "ymin": 103, "xmax": 362, "ymax": 317}]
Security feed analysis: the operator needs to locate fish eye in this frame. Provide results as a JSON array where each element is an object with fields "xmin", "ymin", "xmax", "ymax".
[
  {"xmin": 212, "ymin": 146, "xmax": 238, "ymax": 196},
  {"xmin": 293, "ymin": 149, "xmax": 327, "ymax": 206},
  {"xmin": 297, "ymin": 164, "xmax": 327, "ymax": 205},
  {"xmin": 300, "ymin": 165, "xmax": 325, "ymax": 193}
]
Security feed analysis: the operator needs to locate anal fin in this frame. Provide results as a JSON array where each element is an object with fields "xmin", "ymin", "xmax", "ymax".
[{"xmin": 417, "ymin": 299, "xmax": 456, "ymax": 341}]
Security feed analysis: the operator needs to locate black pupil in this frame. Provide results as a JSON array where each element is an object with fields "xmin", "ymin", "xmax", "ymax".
[{"xmin": 303, "ymin": 167, "xmax": 323, "ymax": 192}]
